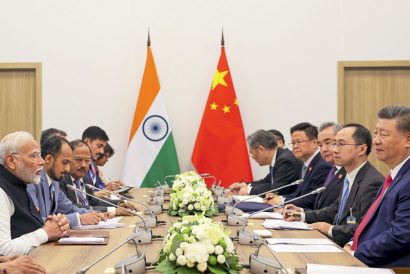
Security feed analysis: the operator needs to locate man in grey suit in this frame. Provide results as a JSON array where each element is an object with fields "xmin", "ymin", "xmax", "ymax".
[
  {"xmin": 27, "ymin": 136, "xmax": 105, "ymax": 227},
  {"xmin": 284, "ymin": 123, "xmax": 384, "ymax": 246}
]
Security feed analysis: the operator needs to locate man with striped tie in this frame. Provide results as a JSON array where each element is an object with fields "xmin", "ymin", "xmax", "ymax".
[{"xmin": 344, "ymin": 106, "xmax": 410, "ymax": 267}]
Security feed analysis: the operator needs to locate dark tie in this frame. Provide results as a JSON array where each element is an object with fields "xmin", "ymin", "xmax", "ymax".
[
  {"xmin": 301, "ymin": 165, "xmax": 307, "ymax": 179},
  {"xmin": 324, "ymin": 166, "xmax": 337, "ymax": 187},
  {"xmin": 74, "ymin": 179, "xmax": 88, "ymax": 206},
  {"xmin": 352, "ymin": 175, "xmax": 393, "ymax": 250}
]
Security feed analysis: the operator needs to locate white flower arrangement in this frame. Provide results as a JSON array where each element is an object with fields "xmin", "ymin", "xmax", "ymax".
[
  {"xmin": 172, "ymin": 171, "xmax": 206, "ymax": 192},
  {"xmin": 169, "ymin": 171, "xmax": 218, "ymax": 217},
  {"xmin": 156, "ymin": 215, "xmax": 241, "ymax": 274}
]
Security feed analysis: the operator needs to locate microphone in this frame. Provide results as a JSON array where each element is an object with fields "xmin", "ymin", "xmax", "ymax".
[
  {"xmin": 77, "ymin": 232, "xmax": 146, "ymax": 274},
  {"xmin": 249, "ymin": 242, "xmax": 287, "ymax": 274},
  {"xmin": 85, "ymin": 184, "xmax": 163, "ymax": 216},
  {"xmin": 228, "ymin": 186, "xmax": 325, "ymax": 227},
  {"xmin": 232, "ymin": 187, "xmax": 326, "ymax": 246},
  {"xmin": 225, "ymin": 179, "xmax": 304, "ymax": 216},
  {"xmin": 67, "ymin": 184, "xmax": 156, "ymax": 230},
  {"xmin": 199, "ymin": 173, "xmax": 217, "ymax": 186}
]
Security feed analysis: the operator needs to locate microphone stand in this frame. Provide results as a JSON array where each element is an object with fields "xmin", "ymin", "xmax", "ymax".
[
  {"xmin": 77, "ymin": 232, "xmax": 143, "ymax": 274},
  {"xmin": 233, "ymin": 187, "xmax": 325, "ymax": 245}
]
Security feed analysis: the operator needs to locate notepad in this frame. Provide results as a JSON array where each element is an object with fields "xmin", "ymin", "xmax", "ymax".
[
  {"xmin": 242, "ymin": 212, "xmax": 283, "ymax": 219},
  {"xmin": 267, "ymin": 238, "xmax": 335, "ymax": 245},
  {"xmin": 58, "ymin": 237, "xmax": 106, "ymax": 244},
  {"xmin": 263, "ymin": 219, "xmax": 312, "ymax": 230},
  {"xmin": 233, "ymin": 195, "xmax": 264, "ymax": 203},
  {"xmin": 269, "ymin": 244, "xmax": 342, "ymax": 252},
  {"xmin": 73, "ymin": 217, "xmax": 124, "ymax": 230},
  {"xmin": 306, "ymin": 264, "xmax": 395, "ymax": 274}
]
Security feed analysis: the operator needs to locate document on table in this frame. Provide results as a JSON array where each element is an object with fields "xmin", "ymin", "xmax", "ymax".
[
  {"xmin": 58, "ymin": 237, "xmax": 106, "ymax": 244},
  {"xmin": 267, "ymin": 238, "xmax": 334, "ymax": 245},
  {"xmin": 306, "ymin": 264, "xmax": 395, "ymax": 274},
  {"xmin": 73, "ymin": 217, "xmax": 124, "ymax": 230},
  {"xmin": 269, "ymin": 244, "xmax": 342, "ymax": 252},
  {"xmin": 263, "ymin": 219, "xmax": 312, "ymax": 230},
  {"xmin": 233, "ymin": 195, "xmax": 264, "ymax": 203},
  {"xmin": 243, "ymin": 212, "xmax": 283, "ymax": 219}
]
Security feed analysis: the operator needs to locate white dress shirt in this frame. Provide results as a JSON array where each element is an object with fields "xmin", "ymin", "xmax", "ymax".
[{"xmin": 0, "ymin": 188, "xmax": 48, "ymax": 256}]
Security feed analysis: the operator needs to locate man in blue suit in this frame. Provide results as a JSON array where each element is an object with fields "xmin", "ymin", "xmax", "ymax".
[
  {"xmin": 265, "ymin": 122, "xmax": 332, "ymax": 209},
  {"xmin": 344, "ymin": 105, "xmax": 410, "ymax": 267},
  {"xmin": 27, "ymin": 136, "xmax": 105, "ymax": 227}
]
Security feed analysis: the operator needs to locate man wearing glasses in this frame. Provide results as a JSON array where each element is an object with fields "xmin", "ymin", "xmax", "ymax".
[
  {"xmin": 0, "ymin": 131, "xmax": 69, "ymax": 255},
  {"xmin": 283, "ymin": 124, "xmax": 383, "ymax": 246},
  {"xmin": 59, "ymin": 140, "xmax": 135, "ymax": 216},
  {"xmin": 228, "ymin": 129, "xmax": 302, "ymax": 196},
  {"xmin": 265, "ymin": 122, "xmax": 332, "ymax": 209}
]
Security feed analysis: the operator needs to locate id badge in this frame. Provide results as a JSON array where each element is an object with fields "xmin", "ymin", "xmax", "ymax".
[{"xmin": 347, "ymin": 216, "xmax": 356, "ymax": 224}]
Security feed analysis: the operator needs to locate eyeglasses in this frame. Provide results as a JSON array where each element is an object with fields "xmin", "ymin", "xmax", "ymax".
[
  {"xmin": 11, "ymin": 151, "xmax": 42, "ymax": 160},
  {"xmin": 73, "ymin": 157, "xmax": 92, "ymax": 165},
  {"xmin": 289, "ymin": 139, "xmax": 313, "ymax": 147},
  {"xmin": 331, "ymin": 142, "xmax": 363, "ymax": 148},
  {"xmin": 318, "ymin": 140, "xmax": 333, "ymax": 148}
]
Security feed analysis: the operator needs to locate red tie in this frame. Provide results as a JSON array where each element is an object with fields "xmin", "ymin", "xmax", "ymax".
[{"xmin": 352, "ymin": 175, "xmax": 393, "ymax": 250}]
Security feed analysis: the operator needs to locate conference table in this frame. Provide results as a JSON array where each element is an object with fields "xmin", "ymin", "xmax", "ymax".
[{"xmin": 30, "ymin": 188, "xmax": 366, "ymax": 274}]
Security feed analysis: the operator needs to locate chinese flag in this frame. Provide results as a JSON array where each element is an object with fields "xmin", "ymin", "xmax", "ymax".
[{"xmin": 192, "ymin": 45, "xmax": 253, "ymax": 187}]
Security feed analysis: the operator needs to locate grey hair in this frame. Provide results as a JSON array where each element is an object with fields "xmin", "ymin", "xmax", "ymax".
[
  {"xmin": 247, "ymin": 130, "xmax": 278, "ymax": 149},
  {"xmin": 377, "ymin": 106, "xmax": 410, "ymax": 133},
  {"xmin": 319, "ymin": 122, "xmax": 342, "ymax": 134},
  {"xmin": 0, "ymin": 131, "xmax": 34, "ymax": 165}
]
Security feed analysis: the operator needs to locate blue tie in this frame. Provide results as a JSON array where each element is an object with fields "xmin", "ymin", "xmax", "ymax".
[{"xmin": 336, "ymin": 177, "xmax": 349, "ymax": 223}]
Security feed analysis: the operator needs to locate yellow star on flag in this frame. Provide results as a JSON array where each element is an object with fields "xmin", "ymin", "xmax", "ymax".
[
  {"xmin": 212, "ymin": 69, "xmax": 228, "ymax": 90},
  {"xmin": 210, "ymin": 102, "xmax": 218, "ymax": 110},
  {"xmin": 222, "ymin": 105, "xmax": 230, "ymax": 114},
  {"xmin": 234, "ymin": 98, "xmax": 238, "ymax": 106}
]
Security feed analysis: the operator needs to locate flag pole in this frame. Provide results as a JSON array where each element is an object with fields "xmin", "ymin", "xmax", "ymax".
[
  {"xmin": 221, "ymin": 27, "xmax": 225, "ymax": 47},
  {"xmin": 147, "ymin": 28, "xmax": 151, "ymax": 47}
]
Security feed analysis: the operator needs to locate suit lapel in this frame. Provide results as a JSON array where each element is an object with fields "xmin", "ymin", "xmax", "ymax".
[{"xmin": 317, "ymin": 169, "xmax": 345, "ymax": 208}]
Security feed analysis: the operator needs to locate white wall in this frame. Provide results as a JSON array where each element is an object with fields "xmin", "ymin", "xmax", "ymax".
[{"xmin": 1, "ymin": 0, "xmax": 409, "ymax": 181}]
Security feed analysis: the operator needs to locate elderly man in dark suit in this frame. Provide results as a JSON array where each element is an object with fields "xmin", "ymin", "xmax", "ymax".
[
  {"xmin": 229, "ymin": 129, "xmax": 303, "ymax": 196},
  {"xmin": 344, "ymin": 106, "xmax": 410, "ymax": 267},
  {"xmin": 265, "ymin": 122, "xmax": 332, "ymax": 209},
  {"xmin": 59, "ymin": 139, "xmax": 135, "ymax": 216},
  {"xmin": 284, "ymin": 124, "xmax": 384, "ymax": 246}
]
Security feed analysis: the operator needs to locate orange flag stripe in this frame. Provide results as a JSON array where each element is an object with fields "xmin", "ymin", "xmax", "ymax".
[{"xmin": 128, "ymin": 47, "xmax": 161, "ymax": 144}]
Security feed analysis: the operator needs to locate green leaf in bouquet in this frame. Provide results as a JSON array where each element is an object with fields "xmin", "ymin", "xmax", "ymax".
[
  {"xmin": 226, "ymin": 255, "xmax": 240, "ymax": 270},
  {"xmin": 171, "ymin": 234, "xmax": 184, "ymax": 254},
  {"xmin": 155, "ymin": 259, "xmax": 177, "ymax": 274},
  {"xmin": 170, "ymin": 210, "xmax": 178, "ymax": 216},
  {"xmin": 208, "ymin": 264, "xmax": 227, "ymax": 274},
  {"xmin": 176, "ymin": 266, "xmax": 201, "ymax": 274}
]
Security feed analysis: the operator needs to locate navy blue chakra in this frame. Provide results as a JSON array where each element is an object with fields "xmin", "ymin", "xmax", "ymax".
[{"xmin": 142, "ymin": 115, "xmax": 169, "ymax": 142}]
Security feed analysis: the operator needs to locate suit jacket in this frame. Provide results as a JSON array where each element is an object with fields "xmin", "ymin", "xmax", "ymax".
[
  {"xmin": 249, "ymin": 148, "xmax": 303, "ymax": 196},
  {"xmin": 27, "ymin": 171, "xmax": 90, "ymax": 227},
  {"xmin": 355, "ymin": 158, "xmax": 410, "ymax": 267},
  {"xmin": 305, "ymin": 161, "xmax": 384, "ymax": 246},
  {"xmin": 284, "ymin": 152, "xmax": 332, "ymax": 209},
  {"xmin": 313, "ymin": 167, "xmax": 346, "ymax": 210},
  {"xmin": 59, "ymin": 173, "xmax": 109, "ymax": 212}
]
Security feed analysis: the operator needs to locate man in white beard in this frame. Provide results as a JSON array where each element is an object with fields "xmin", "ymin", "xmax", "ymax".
[{"xmin": 0, "ymin": 131, "xmax": 69, "ymax": 256}]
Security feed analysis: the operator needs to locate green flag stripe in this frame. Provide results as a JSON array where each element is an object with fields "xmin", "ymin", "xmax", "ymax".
[{"xmin": 140, "ymin": 133, "xmax": 180, "ymax": 188}]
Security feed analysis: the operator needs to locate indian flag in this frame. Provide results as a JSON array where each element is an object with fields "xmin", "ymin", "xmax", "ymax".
[{"xmin": 123, "ymin": 41, "xmax": 180, "ymax": 187}]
